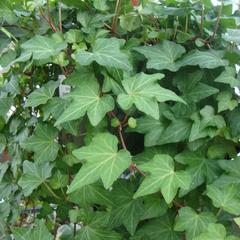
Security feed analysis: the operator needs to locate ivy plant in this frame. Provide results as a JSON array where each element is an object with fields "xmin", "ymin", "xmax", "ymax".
[{"xmin": 0, "ymin": 0, "xmax": 240, "ymax": 239}]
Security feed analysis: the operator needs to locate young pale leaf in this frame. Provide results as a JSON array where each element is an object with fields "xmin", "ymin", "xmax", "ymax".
[
  {"xmin": 18, "ymin": 161, "xmax": 53, "ymax": 196},
  {"xmin": 117, "ymin": 73, "xmax": 185, "ymax": 119},
  {"xmin": 134, "ymin": 40, "xmax": 186, "ymax": 71},
  {"xmin": 206, "ymin": 184, "xmax": 240, "ymax": 215},
  {"xmin": 67, "ymin": 133, "xmax": 132, "ymax": 193},
  {"xmin": 179, "ymin": 50, "xmax": 228, "ymax": 69},
  {"xmin": 25, "ymin": 81, "xmax": 59, "ymax": 107},
  {"xmin": 74, "ymin": 38, "xmax": 132, "ymax": 71},
  {"xmin": 55, "ymin": 77, "xmax": 114, "ymax": 126},
  {"xmin": 134, "ymin": 154, "xmax": 190, "ymax": 203},
  {"xmin": 214, "ymin": 67, "xmax": 240, "ymax": 88},
  {"xmin": 216, "ymin": 91, "xmax": 238, "ymax": 113},
  {"xmin": 174, "ymin": 207, "xmax": 216, "ymax": 240},
  {"xmin": 21, "ymin": 124, "xmax": 59, "ymax": 163},
  {"xmin": 21, "ymin": 35, "xmax": 67, "ymax": 60}
]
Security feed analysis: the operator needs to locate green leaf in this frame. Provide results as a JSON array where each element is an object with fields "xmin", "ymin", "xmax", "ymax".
[
  {"xmin": 93, "ymin": 0, "xmax": 109, "ymax": 11},
  {"xmin": 117, "ymin": 73, "xmax": 185, "ymax": 119},
  {"xmin": 67, "ymin": 133, "xmax": 131, "ymax": 193},
  {"xmin": 131, "ymin": 214, "xmax": 180, "ymax": 240},
  {"xmin": 192, "ymin": 223, "xmax": 227, "ymax": 240},
  {"xmin": 21, "ymin": 35, "xmax": 67, "ymax": 60},
  {"xmin": 12, "ymin": 219, "xmax": 53, "ymax": 240},
  {"xmin": 18, "ymin": 160, "xmax": 53, "ymax": 196},
  {"xmin": 134, "ymin": 40, "xmax": 186, "ymax": 71},
  {"xmin": 25, "ymin": 81, "xmax": 59, "ymax": 107},
  {"xmin": 0, "ymin": 96, "xmax": 13, "ymax": 118},
  {"xmin": 134, "ymin": 154, "xmax": 190, "ymax": 203},
  {"xmin": 157, "ymin": 119, "xmax": 191, "ymax": 145},
  {"xmin": 216, "ymin": 91, "xmax": 238, "ymax": 113},
  {"xmin": 109, "ymin": 180, "xmax": 144, "ymax": 235},
  {"xmin": 179, "ymin": 50, "xmax": 228, "ymax": 69},
  {"xmin": 206, "ymin": 184, "xmax": 240, "ymax": 215},
  {"xmin": 74, "ymin": 38, "xmax": 132, "ymax": 71},
  {"xmin": 214, "ymin": 67, "xmax": 240, "ymax": 88},
  {"xmin": 21, "ymin": 124, "xmax": 60, "ymax": 163},
  {"xmin": 175, "ymin": 148, "xmax": 219, "ymax": 195},
  {"xmin": 55, "ymin": 77, "xmax": 114, "ymax": 126},
  {"xmin": 174, "ymin": 207, "xmax": 216, "ymax": 240}
]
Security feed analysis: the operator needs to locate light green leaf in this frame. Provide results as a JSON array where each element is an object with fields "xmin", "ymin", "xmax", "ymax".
[
  {"xmin": 214, "ymin": 67, "xmax": 240, "ymax": 88},
  {"xmin": 134, "ymin": 154, "xmax": 190, "ymax": 203},
  {"xmin": 175, "ymin": 148, "xmax": 219, "ymax": 195},
  {"xmin": 67, "ymin": 133, "xmax": 132, "ymax": 193},
  {"xmin": 25, "ymin": 81, "xmax": 59, "ymax": 107},
  {"xmin": 21, "ymin": 35, "xmax": 67, "ymax": 60},
  {"xmin": 55, "ymin": 77, "xmax": 114, "ymax": 126},
  {"xmin": 134, "ymin": 40, "xmax": 186, "ymax": 71},
  {"xmin": 21, "ymin": 124, "xmax": 59, "ymax": 163},
  {"xmin": 157, "ymin": 119, "xmax": 191, "ymax": 145},
  {"xmin": 117, "ymin": 73, "xmax": 185, "ymax": 119},
  {"xmin": 174, "ymin": 207, "xmax": 216, "ymax": 240},
  {"xmin": 18, "ymin": 160, "xmax": 53, "ymax": 196},
  {"xmin": 0, "ymin": 96, "xmax": 13, "ymax": 118},
  {"xmin": 180, "ymin": 50, "xmax": 228, "ymax": 69},
  {"xmin": 192, "ymin": 223, "xmax": 227, "ymax": 240},
  {"xmin": 93, "ymin": 0, "xmax": 109, "ymax": 11},
  {"xmin": 216, "ymin": 91, "xmax": 238, "ymax": 112},
  {"xmin": 222, "ymin": 29, "xmax": 240, "ymax": 44},
  {"xmin": 131, "ymin": 214, "xmax": 180, "ymax": 240},
  {"xmin": 75, "ymin": 38, "xmax": 132, "ymax": 71},
  {"xmin": 206, "ymin": 184, "xmax": 240, "ymax": 215}
]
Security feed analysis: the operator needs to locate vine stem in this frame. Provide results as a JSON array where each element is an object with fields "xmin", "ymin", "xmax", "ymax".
[
  {"xmin": 112, "ymin": 0, "xmax": 121, "ymax": 33},
  {"xmin": 210, "ymin": 0, "xmax": 223, "ymax": 42},
  {"xmin": 216, "ymin": 207, "xmax": 223, "ymax": 217},
  {"xmin": 43, "ymin": 182, "xmax": 61, "ymax": 200},
  {"xmin": 200, "ymin": 1, "xmax": 204, "ymax": 36},
  {"xmin": 58, "ymin": 0, "xmax": 62, "ymax": 32}
]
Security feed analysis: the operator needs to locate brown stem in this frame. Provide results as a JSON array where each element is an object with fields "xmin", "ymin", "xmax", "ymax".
[
  {"xmin": 118, "ymin": 125, "xmax": 127, "ymax": 149},
  {"xmin": 111, "ymin": 0, "xmax": 121, "ymax": 33},
  {"xmin": 39, "ymin": 8, "xmax": 57, "ymax": 32},
  {"xmin": 58, "ymin": 0, "xmax": 62, "ymax": 32},
  {"xmin": 210, "ymin": 0, "xmax": 223, "ymax": 42}
]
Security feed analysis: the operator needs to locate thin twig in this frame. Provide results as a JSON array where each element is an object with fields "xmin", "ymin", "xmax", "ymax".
[
  {"xmin": 39, "ymin": 8, "xmax": 57, "ymax": 32},
  {"xmin": 118, "ymin": 125, "xmax": 127, "ymax": 149},
  {"xmin": 112, "ymin": 0, "xmax": 121, "ymax": 33},
  {"xmin": 200, "ymin": 1, "xmax": 204, "ymax": 36},
  {"xmin": 58, "ymin": 0, "xmax": 62, "ymax": 32},
  {"xmin": 210, "ymin": 0, "xmax": 223, "ymax": 42}
]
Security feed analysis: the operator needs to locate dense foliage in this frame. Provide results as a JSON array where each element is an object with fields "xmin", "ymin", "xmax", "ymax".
[{"xmin": 0, "ymin": 0, "xmax": 240, "ymax": 239}]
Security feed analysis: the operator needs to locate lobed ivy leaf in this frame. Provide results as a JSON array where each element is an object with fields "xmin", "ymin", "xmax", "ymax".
[
  {"xmin": 18, "ymin": 161, "xmax": 53, "ymax": 196},
  {"xmin": 67, "ymin": 133, "xmax": 132, "ymax": 193},
  {"xmin": 117, "ymin": 73, "xmax": 185, "ymax": 120},
  {"xmin": 74, "ymin": 38, "xmax": 132, "ymax": 71},
  {"xmin": 55, "ymin": 77, "xmax": 114, "ymax": 126},
  {"xmin": 134, "ymin": 154, "xmax": 191, "ymax": 203}
]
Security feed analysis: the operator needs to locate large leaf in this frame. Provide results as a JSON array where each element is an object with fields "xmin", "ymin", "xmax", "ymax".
[
  {"xmin": 21, "ymin": 124, "xmax": 60, "ymax": 163},
  {"xmin": 117, "ymin": 73, "xmax": 185, "ymax": 119},
  {"xmin": 179, "ymin": 50, "xmax": 228, "ymax": 69},
  {"xmin": 21, "ymin": 35, "xmax": 67, "ymax": 60},
  {"xmin": 55, "ymin": 77, "xmax": 114, "ymax": 126},
  {"xmin": 174, "ymin": 207, "xmax": 216, "ymax": 240},
  {"xmin": 134, "ymin": 154, "xmax": 190, "ymax": 203},
  {"xmin": 67, "ymin": 133, "xmax": 132, "ymax": 193},
  {"xmin": 206, "ymin": 184, "xmax": 240, "ymax": 215},
  {"xmin": 175, "ymin": 148, "xmax": 219, "ymax": 195},
  {"xmin": 25, "ymin": 81, "xmax": 59, "ymax": 107},
  {"xmin": 18, "ymin": 161, "xmax": 53, "ymax": 196},
  {"xmin": 74, "ymin": 38, "xmax": 132, "ymax": 71},
  {"xmin": 134, "ymin": 40, "xmax": 186, "ymax": 71}
]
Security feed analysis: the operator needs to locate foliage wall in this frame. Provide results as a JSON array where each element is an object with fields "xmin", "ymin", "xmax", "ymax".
[{"xmin": 0, "ymin": 0, "xmax": 240, "ymax": 239}]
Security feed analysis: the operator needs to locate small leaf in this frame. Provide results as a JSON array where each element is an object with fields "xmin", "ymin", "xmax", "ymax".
[
  {"xmin": 25, "ymin": 81, "xmax": 59, "ymax": 107},
  {"xmin": 75, "ymin": 38, "xmax": 132, "ymax": 71},
  {"xmin": 67, "ymin": 133, "xmax": 132, "ymax": 193},
  {"xmin": 174, "ymin": 207, "xmax": 216, "ymax": 240},
  {"xmin": 18, "ymin": 161, "xmax": 53, "ymax": 196},
  {"xmin": 134, "ymin": 154, "xmax": 190, "ymax": 203},
  {"xmin": 216, "ymin": 91, "xmax": 238, "ymax": 112},
  {"xmin": 134, "ymin": 40, "xmax": 186, "ymax": 71}
]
